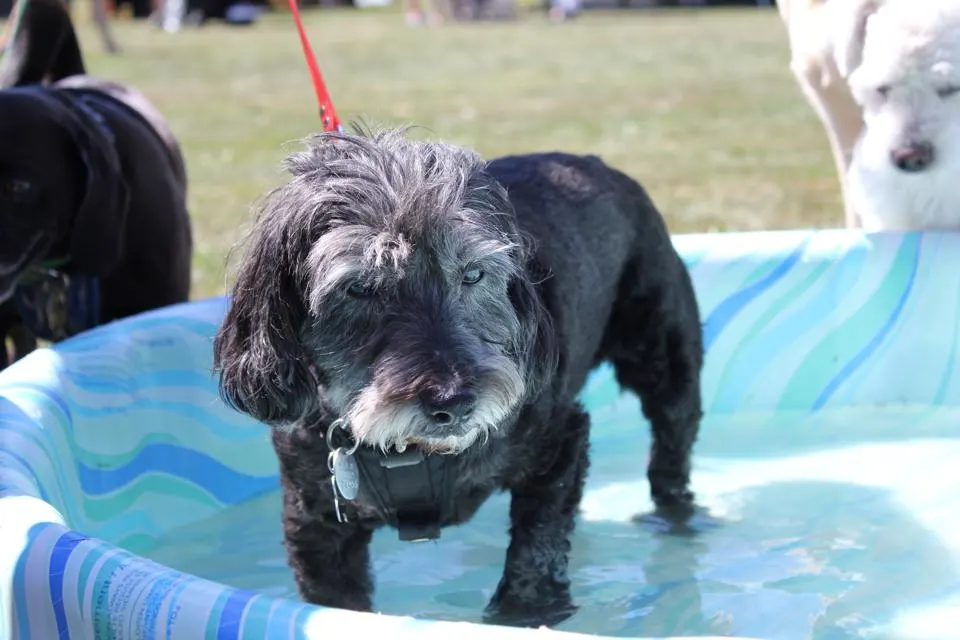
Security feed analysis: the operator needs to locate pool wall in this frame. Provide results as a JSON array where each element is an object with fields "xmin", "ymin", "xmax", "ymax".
[{"xmin": 2, "ymin": 229, "xmax": 956, "ymax": 639}]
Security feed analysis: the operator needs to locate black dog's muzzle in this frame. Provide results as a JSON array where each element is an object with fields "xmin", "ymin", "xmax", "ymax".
[{"xmin": 325, "ymin": 419, "xmax": 459, "ymax": 542}]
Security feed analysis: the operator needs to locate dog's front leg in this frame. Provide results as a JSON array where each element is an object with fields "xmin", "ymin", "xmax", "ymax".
[
  {"xmin": 485, "ymin": 406, "xmax": 590, "ymax": 628},
  {"xmin": 274, "ymin": 425, "xmax": 375, "ymax": 612},
  {"xmin": 281, "ymin": 487, "xmax": 375, "ymax": 611}
]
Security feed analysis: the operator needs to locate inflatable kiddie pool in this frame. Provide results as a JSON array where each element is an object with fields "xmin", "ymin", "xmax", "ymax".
[{"xmin": 3, "ymin": 229, "xmax": 960, "ymax": 640}]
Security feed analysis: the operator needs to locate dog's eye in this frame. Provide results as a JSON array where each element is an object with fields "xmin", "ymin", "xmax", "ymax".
[
  {"xmin": 462, "ymin": 267, "xmax": 484, "ymax": 286},
  {"xmin": 876, "ymin": 85, "xmax": 891, "ymax": 99},
  {"xmin": 938, "ymin": 86, "xmax": 960, "ymax": 98},
  {"xmin": 346, "ymin": 281, "xmax": 375, "ymax": 298},
  {"xmin": 2, "ymin": 178, "xmax": 33, "ymax": 198}
]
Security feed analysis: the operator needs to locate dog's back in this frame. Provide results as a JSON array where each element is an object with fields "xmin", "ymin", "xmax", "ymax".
[{"xmin": 486, "ymin": 152, "xmax": 694, "ymax": 394}]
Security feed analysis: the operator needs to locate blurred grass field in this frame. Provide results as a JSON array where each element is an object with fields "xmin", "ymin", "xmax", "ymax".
[{"xmin": 25, "ymin": 5, "xmax": 839, "ymax": 299}]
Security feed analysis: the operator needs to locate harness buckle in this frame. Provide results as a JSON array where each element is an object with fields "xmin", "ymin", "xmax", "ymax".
[{"xmin": 379, "ymin": 448, "xmax": 425, "ymax": 469}]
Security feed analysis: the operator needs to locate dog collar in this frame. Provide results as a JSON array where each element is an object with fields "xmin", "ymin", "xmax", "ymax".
[
  {"xmin": 12, "ymin": 266, "xmax": 101, "ymax": 342},
  {"xmin": 326, "ymin": 420, "xmax": 460, "ymax": 542}
]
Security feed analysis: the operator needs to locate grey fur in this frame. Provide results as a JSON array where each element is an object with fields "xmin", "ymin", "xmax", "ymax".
[{"xmin": 220, "ymin": 126, "xmax": 553, "ymax": 454}]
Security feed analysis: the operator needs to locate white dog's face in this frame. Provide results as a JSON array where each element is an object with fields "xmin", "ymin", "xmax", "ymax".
[{"xmin": 847, "ymin": 1, "xmax": 960, "ymax": 230}]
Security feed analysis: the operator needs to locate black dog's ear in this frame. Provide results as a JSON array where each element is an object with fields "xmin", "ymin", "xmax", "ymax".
[
  {"xmin": 509, "ymin": 253, "xmax": 560, "ymax": 396},
  {"xmin": 66, "ymin": 104, "xmax": 130, "ymax": 276},
  {"xmin": 30, "ymin": 89, "xmax": 130, "ymax": 276},
  {"xmin": 470, "ymin": 166, "xmax": 560, "ymax": 394},
  {"xmin": 213, "ymin": 192, "xmax": 318, "ymax": 426}
]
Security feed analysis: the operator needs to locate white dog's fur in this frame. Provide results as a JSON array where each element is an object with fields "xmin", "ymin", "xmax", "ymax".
[
  {"xmin": 847, "ymin": 0, "xmax": 960, "ymax": 230},
  {"xmin": 777, "ymin": 0, "xmax": 960, "ymax": 230}
]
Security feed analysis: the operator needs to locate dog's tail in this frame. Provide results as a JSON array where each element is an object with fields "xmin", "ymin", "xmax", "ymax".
[{"xmin": 0, "ymin": 0, "xmax": 87, "ymax": 88}]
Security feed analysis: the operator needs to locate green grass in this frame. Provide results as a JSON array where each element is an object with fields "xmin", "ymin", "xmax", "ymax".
[{"xmin": 40, "ymin": 6, "xmax": 838, "ymax": 299}]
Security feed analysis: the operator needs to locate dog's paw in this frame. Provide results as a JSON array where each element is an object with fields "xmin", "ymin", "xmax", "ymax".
[
  {"xmin": 633, "ymin": 502, "xmax": 720, "ymax": 537},
  {"xmin": 483, "ymin": 595, "xmax": 578, "ymax": 629},
  {"xmin": 484, "ymin": 576, "xmax": 577, "ymax": 629},
  {"xmin": 652, "ymin": 484, "xmax": 695, "ymax": 506}
]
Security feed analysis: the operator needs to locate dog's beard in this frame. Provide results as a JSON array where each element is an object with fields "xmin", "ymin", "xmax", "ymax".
[{"xmin": 341, "ymin": 353, "xmax": 526, "ymax": 455}]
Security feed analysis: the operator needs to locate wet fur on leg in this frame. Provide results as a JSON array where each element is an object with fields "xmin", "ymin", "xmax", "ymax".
[{"xmin": 214, "ymin": 126, "xmax": 704, "ymax": 627}]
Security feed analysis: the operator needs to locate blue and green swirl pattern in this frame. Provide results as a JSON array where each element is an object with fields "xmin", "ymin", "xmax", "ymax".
[{"xmin": 1, "ymin": 229, "xmax": 957, "ymax": 640}]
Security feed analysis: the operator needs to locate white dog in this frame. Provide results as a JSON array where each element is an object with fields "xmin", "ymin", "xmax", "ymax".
[
  {"xmin": 777, "ymin": 0, "xmax": 960, "ymax": 230},
  {"xmin": 844, "ymin": 0, "xmax": 960, "ymax": 231}
]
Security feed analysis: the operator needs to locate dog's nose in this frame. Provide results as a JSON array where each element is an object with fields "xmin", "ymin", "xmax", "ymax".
[
  {"xmin": 420, "ymin": 388, "xmax": 477, "ymax": 426},
  {"xmin": 891, "ymin": 142, "xmax": 935, "ymax": 172}
]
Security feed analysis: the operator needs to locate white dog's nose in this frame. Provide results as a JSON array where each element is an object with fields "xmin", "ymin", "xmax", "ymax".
[{"xmin": 890, "ymin": 142, "xmax": 935, "ymax": 172}]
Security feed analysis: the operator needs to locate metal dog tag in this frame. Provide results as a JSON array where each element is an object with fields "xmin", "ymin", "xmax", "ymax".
[
  {"xmin": 330, "ymin": 475, "xmax": 348, "ymax": 523},
  {"xmin": 331, "ymin": 448, "xmax": 360, "ymax": 501}
]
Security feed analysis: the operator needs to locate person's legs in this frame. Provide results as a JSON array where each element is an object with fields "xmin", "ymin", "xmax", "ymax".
[
  {"xmin": 403, "ymin": 0, "xmax": 424, "ymax": 25},
  {"xmin": 425, "ymin": 0, "xmax": 446, "ymax": 25},
  {"xmin": 92, "ymin": 0, "xmax": 120, "ymax": 51},
  {"xmin": 548, "ymin": 0, "xmax": 578, "ymax": 22},
  {"xmin": 0, "ymin": 0, "xmax": 23, "ymax": 52}
]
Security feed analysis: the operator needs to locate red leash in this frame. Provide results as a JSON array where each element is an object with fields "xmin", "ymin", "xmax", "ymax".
[{"xmin": 287, "ymin": 0, "xmax": 343, "ymax": 132}]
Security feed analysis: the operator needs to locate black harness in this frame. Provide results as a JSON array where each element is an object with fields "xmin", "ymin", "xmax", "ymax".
[
  {"xmin": 10, "ymin": 92, "xmax": 114, "ymax": 342},
  {"xmin": 326, "ymin": 421, "xmax": 460, "ymax": 542}
]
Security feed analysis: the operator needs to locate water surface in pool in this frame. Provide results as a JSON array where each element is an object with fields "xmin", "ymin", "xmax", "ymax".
[{"xmin": 145, "ymin": 399, "xmax": 960, "ymax": 639}]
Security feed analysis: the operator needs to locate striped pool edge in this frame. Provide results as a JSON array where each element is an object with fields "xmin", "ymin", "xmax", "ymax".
[{"xmin": 2, "ymin": 228, "xmax": 958, "ymax": 640}]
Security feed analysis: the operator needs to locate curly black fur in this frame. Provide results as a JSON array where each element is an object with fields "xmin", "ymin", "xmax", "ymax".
[{"xmin": 214, "ymin": 126, "xmax": 703, "ymax": 627}]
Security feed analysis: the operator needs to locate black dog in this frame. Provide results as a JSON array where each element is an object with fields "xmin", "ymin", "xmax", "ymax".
[
  {"xmin": 0, "ymin": 0, "xmax": 192, "ymax": 369},
  {"xmin": 214, "ymin": 127, "xmax": 703, "ymax": 627}
]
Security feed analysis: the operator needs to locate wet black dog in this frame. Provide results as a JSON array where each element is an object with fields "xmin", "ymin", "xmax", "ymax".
[
  {"xmin": 213, "ymin": 127, "xmax": 703, "ymax": 627},
  {"xmin": 0, "ymin": 0, "xmax": 192, "ymax": 370}
]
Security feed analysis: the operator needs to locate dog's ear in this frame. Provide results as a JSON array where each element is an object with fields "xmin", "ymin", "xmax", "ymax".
[
  {"xmin": 831, "ymin": 0, "xmax": 883, "ymax": 79},
  {"xmin": 471, "ymin": 167, "xmax": 560, "ymax": 393},
  {"xmin": 65, "ymin": 105, "xmax": 131, "ymax": 276},
  {"xmin": 23, "ymin": 89, "xmax": 129, "ymax": 276},
  {"xmin": 508, "ymin": 252, "xmax": 560, "ymax": 395},
  {"xmin": 213, "ymin": 192, "xmax": 318, "ymax": 426}
]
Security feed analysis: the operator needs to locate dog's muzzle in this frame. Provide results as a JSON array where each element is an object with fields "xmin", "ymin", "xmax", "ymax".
[{"xmin": 326, "ymin": 419, "xmax": 460, "ymax": 542}]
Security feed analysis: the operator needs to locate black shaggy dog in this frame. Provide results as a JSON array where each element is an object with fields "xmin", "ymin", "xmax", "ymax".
[
  {"xmin": 214, "ymin": 127, "xmax": 703, "ymax": 627},
  {"xmin": 0, "ymin": 0, "xmax": 192, "ymax": 370}
]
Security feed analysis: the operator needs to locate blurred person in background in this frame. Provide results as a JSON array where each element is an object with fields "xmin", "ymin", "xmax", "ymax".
[
  {"xmin": 0, "ymin": 0, "xmax": 118, "ymax": 53},
  {"xmin": 403, "ymin": 0, "xmax": 446, "ymax": 25},
  {"xmin": 548, "ymin": 0, "xmax": 579, "ymax": 21}
]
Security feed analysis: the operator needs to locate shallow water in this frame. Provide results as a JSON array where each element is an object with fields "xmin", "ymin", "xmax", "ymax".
[{"xmin": 144, "ymin": 401, "xmax": 960, "ymax": 639}]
